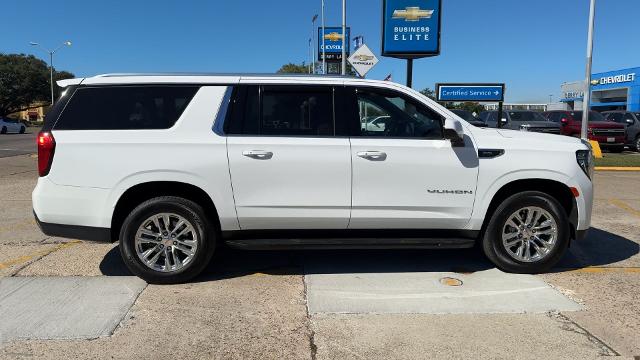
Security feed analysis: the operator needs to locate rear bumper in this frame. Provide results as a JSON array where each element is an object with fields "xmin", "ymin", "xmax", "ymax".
[{"xmin": 34, "ymin": 211, "xmax": 112, "ymax": 242}]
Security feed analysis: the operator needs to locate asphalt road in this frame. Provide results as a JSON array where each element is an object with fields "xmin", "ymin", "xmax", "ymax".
[
  {"xmin": 0, "ymin": 155, "xmax": 639, "ymax": 359},
  {"xmin": 0, "ymin": 130, "xmax": 37, "ymax": 158}
]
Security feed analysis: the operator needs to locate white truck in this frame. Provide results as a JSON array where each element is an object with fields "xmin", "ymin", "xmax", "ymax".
[{"xmin": 33, "ymin": 74, "xmax": 594, "ymax": 283}]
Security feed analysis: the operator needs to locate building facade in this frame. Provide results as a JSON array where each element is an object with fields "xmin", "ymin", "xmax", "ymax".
[{"xmin": 560, "ymin": 67, "xmax": 639, "ymax": 112}]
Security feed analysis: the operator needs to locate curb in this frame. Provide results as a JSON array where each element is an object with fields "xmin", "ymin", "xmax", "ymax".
[{"xmin": 595, "ymin": 167, "xmax": 640, "ymax": 171}]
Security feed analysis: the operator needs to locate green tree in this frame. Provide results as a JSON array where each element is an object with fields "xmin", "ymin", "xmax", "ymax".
[
  {"xmin": 419, "ymin": 87, "xmax": 435, "ymax": 100},
  {"xmin": 0, "ymin": 53, "xmax": 74, "ymax": 117},
  {"xmin": 276, "ymin": 62, "xmax": 309, "ymax": 74},
  {"xmin": 457, "ymin": 101, "xmax": 485, "ymax": 115}
]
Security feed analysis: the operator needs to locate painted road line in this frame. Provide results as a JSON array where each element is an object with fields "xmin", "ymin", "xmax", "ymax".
[
  {"xmin": 560, "ymin": 267, "xmax": 640, "ymax": 274},
  {"xmin": 0, "ymin": 241, "xmax": 81, "ymax": 270},
  {"xmin": 595, "ymin": 167, "xmax": 640, "ymax": 171},
  {"xmin": 609, "ymin": 199, "xmax": 640, "ymax": 217}
]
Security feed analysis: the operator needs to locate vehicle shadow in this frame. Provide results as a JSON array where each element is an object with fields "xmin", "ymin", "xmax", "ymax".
[
  {"xmin": 98, "ymin": 227, "xmax": 639, "ymax": 280},
  {"xmin": 551, "ymin": 227, "xmax": 639, "ymax": 271}
]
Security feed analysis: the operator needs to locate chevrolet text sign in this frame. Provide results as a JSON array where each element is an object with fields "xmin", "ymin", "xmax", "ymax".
[
  {"xmin": 436, "ymin": 83, "xmax": 506, "ymax": 102},
  {"xmin": 318, "ymin": 27, "xmax": 351, "ymax": 62},
  {"xmin": 382, "ymin": 0, "xmax": 442, "ymax": 58}
]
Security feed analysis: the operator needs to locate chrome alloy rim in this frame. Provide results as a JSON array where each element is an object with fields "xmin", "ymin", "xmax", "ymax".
[
  {"xmin": 501, "ymin": 206, "xmax": 558, "ymax": 263},
  {"xmin": 134, "ymin": 213, "xmax": 198, "ymax": 272}
]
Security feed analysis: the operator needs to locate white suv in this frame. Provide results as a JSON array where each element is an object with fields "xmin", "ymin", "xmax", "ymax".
[{"xmin": 32, "ymin": 74, "xmax": 594, "ymax": 283}]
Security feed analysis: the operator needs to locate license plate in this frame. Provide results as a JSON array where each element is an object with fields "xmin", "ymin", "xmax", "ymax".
[{"xmin": 607, "ymin": 137, "xmax": 615, "ymax": 143}]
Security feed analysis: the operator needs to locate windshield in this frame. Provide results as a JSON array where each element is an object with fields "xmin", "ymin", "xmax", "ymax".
[
  {"xmin": 571, "ymin": 111, "xmax": 605, "ymax": 122},
  {"xmin": 507, "ymin": 112, "xmax": 548, "ymax": 122}
]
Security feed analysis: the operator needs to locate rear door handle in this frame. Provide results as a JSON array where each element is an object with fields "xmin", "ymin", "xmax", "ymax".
[
  {"xmin": 242, "ymin": 150, "xmax": 273, "ymax": 160},
  {"xmin": 357, "ymin": 151, "xmax": 387, "ymax": 161}
]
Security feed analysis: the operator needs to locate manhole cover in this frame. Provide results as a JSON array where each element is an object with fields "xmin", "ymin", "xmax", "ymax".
[{"xmin": 440, "ymin": 277, "xmax": 463, "ymax": 286}]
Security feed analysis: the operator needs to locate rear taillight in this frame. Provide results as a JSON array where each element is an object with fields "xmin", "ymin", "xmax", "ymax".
[{"xmin": 37, "ymin": 131, "xmax": 56, "ymax": 176}]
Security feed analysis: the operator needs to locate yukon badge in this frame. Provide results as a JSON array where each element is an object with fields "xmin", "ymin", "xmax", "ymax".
[{"xmin": 427, "ymin": 189, "xmax": 474, "ymax": 195}]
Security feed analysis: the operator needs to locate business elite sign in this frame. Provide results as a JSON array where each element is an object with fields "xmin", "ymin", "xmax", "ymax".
[
  {"xmin": 318, "ymin": 27, "xmax": 351, "ymax": 62},
  {"xmin": 382, "ymin": 0, "xmax": 442, "ymax": 58}
]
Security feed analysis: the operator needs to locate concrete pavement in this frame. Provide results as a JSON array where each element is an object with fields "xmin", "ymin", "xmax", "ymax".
[{"xmin": 0, "ymin": 154, "xmax": 639, "ymax": 359}]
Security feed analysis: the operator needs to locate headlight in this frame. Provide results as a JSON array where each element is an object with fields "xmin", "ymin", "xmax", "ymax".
[{"xmin": 576, "ymin": 149, "xmax": 594, "ymax": 180}]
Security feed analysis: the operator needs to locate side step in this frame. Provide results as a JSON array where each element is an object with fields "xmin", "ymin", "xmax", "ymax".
[{"xmin": 224, "ymin": 238, "xmax": 476, "ymax": 250}]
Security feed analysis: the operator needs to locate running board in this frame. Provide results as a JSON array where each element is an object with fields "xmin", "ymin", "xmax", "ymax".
[{"xmin": 224, "ymin": 238, "xmax": 476, "ymax": 250}]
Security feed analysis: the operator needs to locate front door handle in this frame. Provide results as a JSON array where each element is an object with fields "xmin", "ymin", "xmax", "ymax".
[
  {"xmin": 357, "ymin": 151, "xmax": 387, "ymax": 161},
  {"xmin": 242, "ymin": 150, "xmax": 273, "ymax": 160}
]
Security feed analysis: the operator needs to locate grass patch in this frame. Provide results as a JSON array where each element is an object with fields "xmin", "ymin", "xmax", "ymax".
[{"xmin": 595, "ymin": 152, "xmax": 640, "ymax": 167}]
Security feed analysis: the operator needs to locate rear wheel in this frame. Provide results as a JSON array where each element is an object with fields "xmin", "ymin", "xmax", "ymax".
[
  {"xmin": 0, "ymin": 127, "xmax": 6, "ymax": 134},
  {"xmin": 482, "ymin": 191, "xmax": 570, "ymax": 273},
  {"xmin": 19, "ymin": 126, "xmax": 25, "ymax": 134},
  {"xmin": 634, "ymin": 136, "xmax": 640, "ymax": 152},
  {"xmin": 119, "ymin": 196, "xmax": 216, "ymax": 284}
]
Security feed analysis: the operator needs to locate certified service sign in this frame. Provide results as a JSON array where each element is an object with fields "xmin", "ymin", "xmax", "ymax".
[
  {"xmin": 382, "ymin": 0, "xmax": 442, "ymax": 58},
  {"xmin": 348, "ymin": 44, "xmax": 379, "ymax": 77}
]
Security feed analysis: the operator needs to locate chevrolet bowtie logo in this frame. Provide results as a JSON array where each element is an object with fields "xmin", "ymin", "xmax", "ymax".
[
  {"xmin": 354, "ymin": 55, "xmax": 374, "ymax": 61},
  {"xmin": 392, "ymin": 7, "xmax": 434, "ymax": 21},
  {"xmin": 324, "ymin": 32, "xmax": 343, "ymax": 42},
  {"xmin": 590, "ymin": 79, "xmax": 600, "ymax": 85}
]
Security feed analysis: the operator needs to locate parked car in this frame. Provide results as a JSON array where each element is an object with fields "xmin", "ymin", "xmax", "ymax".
[
  {"xmin": 361, "ymin": 116, "xmax": 390, "ymax": 132},
  {"xmin": 602, "ymin": 111, "xmax": 640, "ymax": 151},
  {"xmin": 449, "ymin": 109, "xmax": 488, "ymax": 127},
  {"xmin": 544, "ymin": 110, "xmax": 626, "ymax": 152},
  {"xmin": 33, "ymin": 74, "xmax": 594, "ymax": 284},
  {"xmin": 0, "ymin": 118, "xmax": 26, "ymax": 134},
  {"xmin": 478, "ymin": 110, "xmax": 561, "ymax": 134}
]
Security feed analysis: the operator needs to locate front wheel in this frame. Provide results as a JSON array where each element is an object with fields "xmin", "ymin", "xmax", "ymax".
[
  {"xmin": 119, "ymin": 196, "xmax": 216, "ymax": 284},
  {"xmin": 19, "ymin": 126, "xmax": 25, "ymax": 134},
  {"xmin": 0, "ymin": 127, "xmax": 6, "ymax": 134},
  {"xmin": 482, "ymin": 191, "xmax": 570, "ymax": 273},
  {"xmin": 634, "ymin": 136, "xmax": 640, "ymax": 152}
]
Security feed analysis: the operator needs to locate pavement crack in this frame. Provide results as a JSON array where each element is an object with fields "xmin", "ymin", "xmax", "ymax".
[
  {"xmin": 548, "ymin": 311, "xmax": 619, "ymax": 357},
  {"xmin": 302, "ymin": 267, "xmax": 318, "ymax": 360}
]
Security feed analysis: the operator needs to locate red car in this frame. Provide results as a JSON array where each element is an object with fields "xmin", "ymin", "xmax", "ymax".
[{"xmin": 544, "ymin": 110, "xmax": 626, "ymax": 152}]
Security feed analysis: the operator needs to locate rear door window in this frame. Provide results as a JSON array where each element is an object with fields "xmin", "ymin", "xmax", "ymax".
[{"xmin": 54, "ymin": 86, "xmax": 199, "ymax": 130}]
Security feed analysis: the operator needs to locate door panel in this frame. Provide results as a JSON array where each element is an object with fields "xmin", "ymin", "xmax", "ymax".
[
  {"xmin": 348, "ymin": 86, "xmax": 479, "ymax": 229},
  {"xmin": 227, "ymin": 137, "xmax": 351, "ymax": 229}
]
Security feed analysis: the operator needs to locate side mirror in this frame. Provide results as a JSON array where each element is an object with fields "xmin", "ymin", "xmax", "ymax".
[
  {"xmin": 444, "ymin": 118, "xmax": 465, "ymax": 147},
  {"xmin": 500, "ymin": 118, "xmax": 507, "ymax": 123}
]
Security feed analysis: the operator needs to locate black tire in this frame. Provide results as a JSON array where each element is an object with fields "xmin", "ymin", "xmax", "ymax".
[
  {"xmin": 608, "ymin": 145, "xmax": 624, "ymax": 153},
  {"xmin": 19, "ymin": 126, "xmax": 25, "ymax": 134},
  {"xmin": 119, "ymin": 196, "xmax": 216, "ymax": 284},
  {"xmin": 634, "ymin": 136, "xmax": 640, "ymax": 152},
  {"xmin": 0, "ymin": 127, "xmax": 6, "ymax": 134},
  {"xmin": 482, "ymin": 191, "xmax": 570, "ymax": 274}
]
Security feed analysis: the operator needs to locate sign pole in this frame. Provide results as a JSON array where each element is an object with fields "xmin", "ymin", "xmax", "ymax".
[
  {"xmin": 341, "ymin": 0, "xmax": 347, "ymax": 75},
  {"xmin": 581, "ymin": 0, "xmax": 596, "ymax": 140},
  {"xmin": 497, "ymin": 101, "xmax": 504, "ymax": 128},
  {"xmin": 406, "ymin": 59, "xmax": 413, "ymax": 88},
  {"xmin": 321, "ymin": 0, "xmax": 326, "ymax": 74}
]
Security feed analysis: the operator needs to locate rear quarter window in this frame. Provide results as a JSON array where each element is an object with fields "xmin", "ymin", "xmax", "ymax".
[{"xmin": 54, "ymin": 86, "xmax": 200, "ymax": 130}]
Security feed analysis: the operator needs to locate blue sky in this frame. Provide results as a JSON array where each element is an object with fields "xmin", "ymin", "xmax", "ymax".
[{"xmin": 3, "ymin": 0, "xmax": 639, "ymax": 102}]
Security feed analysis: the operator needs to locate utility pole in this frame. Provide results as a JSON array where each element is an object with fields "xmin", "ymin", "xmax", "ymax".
[
  {"xmin": 341, "ymin": 0, "xmax": 346, "ymax": 75},
  {"xmin": 581, "ymin": 0, "xmax": 596, "ymax": 140}
]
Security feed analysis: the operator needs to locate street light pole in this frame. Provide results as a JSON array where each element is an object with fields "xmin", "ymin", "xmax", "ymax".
[
  {"xmin": 311, "ymin": 14, "xmax": 318, "ymax": 74},
  {"xmin": 581, "ymin": 0, "xmax": 596, "ymax": 140},
  {"xmin": 321, "ymin": 0, "xmax": 326, "ymax": 74},
  {"xmin": 30, "ymin": 41, "xmax": 72, "ymax": 105},
  {"xmin": 341, "ymin": 0, "xmax": 346, "ymax": 75}
]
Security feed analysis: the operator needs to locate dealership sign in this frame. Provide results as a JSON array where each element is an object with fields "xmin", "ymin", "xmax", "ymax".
[
  {"xmin": 318, "ymin": 27, "xmax": 351, "ymax": 62},
  {"xmin": 591, "ymin": 72, "xmax": 636, "ymax": 86},
  {"xmin": 382, "ymin": 0, "xmax": 442, "ymax": 58},
  {"xmin": 348, "ymin": 44, "xmax": 379, "ymax": 77},
  {"xmin": 436, "ymin": 83, "xmax": 505, "ymax": 102}
]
